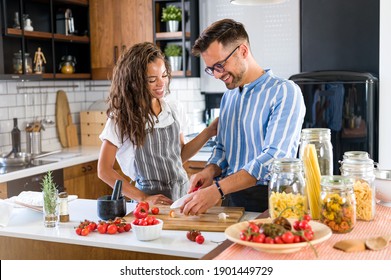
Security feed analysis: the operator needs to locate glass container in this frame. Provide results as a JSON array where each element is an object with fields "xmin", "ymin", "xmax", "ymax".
[
  {"xmin": 340, "ymin": 156, "xmax": 376, "ymax": 221},
  {"xmin": 320, "ymin": 175, "xmax": 356, "ymax": 233},
  {"xmin": 13, "ymin": 51, "xmax": 33, "ymax": 74},
  {"xmin": 299, "ymin": 128, "xmax": 333, "ymax": 176},
  {"xmin": 268, "ymin": 158, "xmax": 307, "ymax": 219}
]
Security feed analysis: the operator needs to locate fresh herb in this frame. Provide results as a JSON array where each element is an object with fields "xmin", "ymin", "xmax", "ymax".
[
  {"xmin": 41, "ymin": 170, "xmax": 58, "ymax": 214},
  {"xmin": 164, "ymin": 44, "xmax": 182, "ymax": 57}
]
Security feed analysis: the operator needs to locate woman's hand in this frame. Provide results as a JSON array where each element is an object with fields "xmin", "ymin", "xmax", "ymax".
[{"xmin": 143, "ymin": 194, "xmax": 173, "ymax": 206}]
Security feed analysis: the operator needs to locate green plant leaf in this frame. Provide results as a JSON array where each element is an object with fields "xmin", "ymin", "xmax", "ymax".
[
  {"xmin": 164, "ymin": 45, "xmax": 182, "ymax": 57},
  {"xmin": 161, "ymin": 5, "xmax": 182, "ymax": 22}
]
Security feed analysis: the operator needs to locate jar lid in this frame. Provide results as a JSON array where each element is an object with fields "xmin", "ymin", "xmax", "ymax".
[
  {"xmin": 343, "ymin": 151, "xmax": 370, "ymax": 160},
  {"xmin": 59, "ymin": 192, "xmax": 68, "ymax": 198},
  {"xmin": 340, "ymin": 158, "xmax": 374, "ymax": 170},
  {"xmin": 271, "ymin": 158, "xmax": 303, "ymax": 172},
  {"xmin": 321, "ymin": 175, "xmax": 355, "ymax": 190},
  {"xmin": 301, "ymin": 128, "xmax": 331, "ymax": 140}
]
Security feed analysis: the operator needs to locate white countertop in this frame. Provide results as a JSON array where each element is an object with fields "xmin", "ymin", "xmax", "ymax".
[
  {"xmin": 0, "ymin": 199, "xmax": 258, "ymax": 259},
  {"xmin": 0, "ymin": 146, "xmax": 210, "ymax": 183}
]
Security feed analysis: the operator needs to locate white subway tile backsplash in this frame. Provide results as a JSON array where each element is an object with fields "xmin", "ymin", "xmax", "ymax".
[{"xmin": 0, "ymin": 78, "xmax": 203, "ymax": 153}]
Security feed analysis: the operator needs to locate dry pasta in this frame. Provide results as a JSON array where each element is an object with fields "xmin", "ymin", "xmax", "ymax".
[
  {"xmin": 302, "ymin": 144, "xmax": 322, "ymax": 219},
  {"xmin": 353, "ymin": 179, "xmax": 373, "ymax": 221},
  {"xmin": 269, "ymin": 191, "xmax": 306, "ymax": 219}
]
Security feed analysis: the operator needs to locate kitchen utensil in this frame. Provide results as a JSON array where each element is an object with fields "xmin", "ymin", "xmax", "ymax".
[
  {"xmin": 3, "ymin": 150, "xmax": 14, "ymax": 159},
  {"xmin": 97, "ymin": 195, "xmax": 127, "ymax": 221},
  {"xmin": 66, "ymin": 113, "xmax": 78, "ymax": 147},
  {"xmin": 0, "ymin": 150, "xmax": 61, "ymax": 167},
  {"xmin": 26, "ymin": 131, "xmax": 42, "ymax": 155},
  {"xmin": 56, "ymin": 90, "xmax": 71, "ymax": 147},
  {"xmin": 365, "ymin": 234, "xmax": 391, "ymax": 251},
  {"xmin": 42, "ymin": 92, "xmax": 55, "ymax": 126},
  {"xmin": 170, "ymin": 193, "xmax": 192, "ymax": 209},
  {"xmin": 126, "ymin": 206, "xmax": 245, "ymax": 232},
  {"xmin": 333, "ymin": 239, "xmax": 366, "ymax": 252},
  {"xmin": 111, "ymin": 180, "xmax": 123, "ymax": 201}
]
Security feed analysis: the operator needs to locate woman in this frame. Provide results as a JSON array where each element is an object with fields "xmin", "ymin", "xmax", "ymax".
[{"xmin": 98, "ymin": 42, "xmax": 217, "ymax": 205}]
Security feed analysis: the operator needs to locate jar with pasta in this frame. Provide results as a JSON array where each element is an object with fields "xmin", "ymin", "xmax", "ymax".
[
  {"xmin": 299, "ymin": 128, "xmax": 333, "ymax": 176},
  {"xmin": 340, "ymin": 156, "xmax": 376, "ymax": 221},
  {"xmin": 268, "ymin": 158, "xmax": 307, "ymax": 219},
  {"xmin": 320, "ymin": 176, "xmax": 356, "ymax": 233}
]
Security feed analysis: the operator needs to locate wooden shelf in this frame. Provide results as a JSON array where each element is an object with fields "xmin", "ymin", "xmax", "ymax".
[
  {"xmin": 53, "ymin": 34, "xmax": 90, "ymax": 43},
  {"xmin": 172, "ymin": 70, "xmax": 191, "ymax": 77},
  {"xmin": 54, "ymin": 0, "xmax": 88, "ymax": 6},
  {"xmin": 156, "ymin": 31, "xmax": 190, "ymax": 40},
  {"xmin": 7, "ymin": 28, "xmax": 52, "ymax": 39},
  {"xmin": 54, "ymin": 73, "xmax": 91, "ymax": 79}
]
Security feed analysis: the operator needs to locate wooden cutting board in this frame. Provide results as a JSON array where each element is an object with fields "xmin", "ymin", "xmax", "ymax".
[
  {"xmin": 125, "ymin": 206, "xmax": 245, "ymax": 232},
  {"xmin": 66, "ymin": 113, "xmax": 79, "ymax": 147},
  {"xmin": 56, "ymin": 90, "xmax": 71, "ymax": 148}
]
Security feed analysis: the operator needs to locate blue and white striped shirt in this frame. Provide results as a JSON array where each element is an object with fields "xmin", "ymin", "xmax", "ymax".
[{"xmin": 207, "ymin": 70, "xmax": 306, "ymax": 184}]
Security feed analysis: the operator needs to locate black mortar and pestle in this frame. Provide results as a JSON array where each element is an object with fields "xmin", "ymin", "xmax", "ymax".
[{"xmin": 97, "ymin": 180, "xmax": 127, "ymax": 220}]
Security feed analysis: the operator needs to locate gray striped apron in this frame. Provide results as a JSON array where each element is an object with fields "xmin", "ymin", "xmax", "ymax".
[{"xmin": 134, "ymin": 108, "xmax": 188, "ymax": 201}]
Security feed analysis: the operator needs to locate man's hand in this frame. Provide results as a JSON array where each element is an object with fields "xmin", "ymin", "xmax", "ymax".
[{"xmin": 181, "ymin": 185, "xmax": 221, "ymax": 215}]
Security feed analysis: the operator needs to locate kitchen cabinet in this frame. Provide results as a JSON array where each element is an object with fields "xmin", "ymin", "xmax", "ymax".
[
  {"xmin": 89, "ymin": 0, "xmax": 153, "ymax": 80},
  {"xmin": 63, "ymin": 159, "xmax": 130, "ymax": 199},
  {"xmin": 0, "ymin": 0, "xmax": 91, "ymax": 80},
  {"xmin": 183, "ymin": 160, "xmax": 205, "ymax": 178},
  {"xmin": 153, "ymin": 0, "xmax": 199, "ymax": 77}
]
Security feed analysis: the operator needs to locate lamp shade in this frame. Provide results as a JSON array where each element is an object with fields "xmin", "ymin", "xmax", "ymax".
[{"xmin": 230, "ymin": 0, "xmax": 286, "ymax": 5}]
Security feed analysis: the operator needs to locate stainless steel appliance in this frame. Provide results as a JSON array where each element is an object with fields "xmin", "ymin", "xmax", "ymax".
[{"xmin": 290, "ymin": 71, "xmax": 379, "ymax": 174}]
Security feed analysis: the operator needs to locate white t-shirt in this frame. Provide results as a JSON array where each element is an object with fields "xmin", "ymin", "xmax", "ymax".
[{"xmin": 99, "ymin": 98, "xmax": 187, "ymax": 180}]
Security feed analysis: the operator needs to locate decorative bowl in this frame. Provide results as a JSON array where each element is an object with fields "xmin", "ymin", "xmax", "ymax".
[{"xmin": 132, "ymin": 219, "xmax": 163, "ymax": 241}]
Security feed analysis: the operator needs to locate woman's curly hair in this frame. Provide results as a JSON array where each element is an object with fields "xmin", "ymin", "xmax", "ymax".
[{"xmin": 106, "ymin": 42, "xmax": 171, "ymax": 147}]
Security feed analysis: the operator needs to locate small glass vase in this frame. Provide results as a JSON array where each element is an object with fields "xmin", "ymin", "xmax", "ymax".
[{"xmin": 43, "ymin": 190, "xmax": 59, "ymax": 228}]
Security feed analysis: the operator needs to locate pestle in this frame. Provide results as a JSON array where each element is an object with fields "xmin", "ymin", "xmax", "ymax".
[{"xmin": 111, "ymin": 180, "xmax": 123, "ymax": 200}]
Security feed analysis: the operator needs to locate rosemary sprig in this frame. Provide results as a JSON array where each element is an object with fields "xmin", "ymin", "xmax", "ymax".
[{"xmin": 41, "ymin": 171, "xmax": 58, "ymax": 214}]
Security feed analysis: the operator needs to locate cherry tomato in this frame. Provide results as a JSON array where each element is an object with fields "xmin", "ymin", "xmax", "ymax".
[
  {"xmin": 299, "ymin": 220, "xmax": 311, "ymax": 231},
  {"xmin": 274, "ymin": 236, "xmax": 284, "ymax": 244},
  {"xmin": 151, "ymin": 207, "xmax": 160, "ymax": 215},
  {"xmin": 293, "ymin": 235, "xmax": 301, "ymax": 243},
  {"xmin": 248, "ymin": 222, "xmax": 260, "ymax": 234},
  {"xmin": 303, "ymin": 213, "xmax": 311, "ymax": 222},
  {"xmin": 195, "ymin": 235, "xmax": 205, "ymax": 244},
  {"xmin": 264, "ymin": 237, "xmax": 275, "ymax": 244},
  {"xmin": 252, "ymin": 233, "xmax": 266, "ymax": 243},
  {"xmin": 75, "ymin": 227, "xmax": 82, "ymax": 235},
  {"xmin": 88, "ymin": 222, "xmax": 97, "ymax": 232},
  {"xmin": 293, "ymin": 220, "xmax": 301, "ymax": 231},
  {"xmin": 117, "ymin": 225, "xmax": 125, "ymax": 233},
  {"xmin": 81, "ymin": 227, "xmax": 90, "ymax": 236},
  {"xmin": 187, "ymin": 230, "xmax": 201, "ymax": 241},
  {"xmin": 107, "ymin": 224, "xmax": 118, "ymax": 234},
  {"xmin": 133, "ymin": 205, "xmax": 148, "ymax": 219},
  {"xmin": 124, "ymin": 223, "xmax": 131, "ymax": 232},
  {"xmin": 136, "ymin": 201, "xmax": 149, "ymax": 211},
  {"xmin": 281, "ymin": 231, "xmax": 294, "ymax": 244},
  {"xmin": 97, "ymin": 223, "xmax": 108, "ymax": 234},
  {"xmin": 240, "ymin": 230, "xmax": 252, "ymax": 241}
]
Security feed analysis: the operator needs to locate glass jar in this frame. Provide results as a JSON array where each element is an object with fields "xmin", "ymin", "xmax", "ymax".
[
  {"xmin": 340, "ymin": 157, "xmax": 375, "ymax": 221},
  {"xmin": 299, "ymin": 128, "xmax": 333, "ymax": 176},
  {"xmin": 13, "ymin": 51, "xmax": 33, "ymax": 74},
  {"xmin": 343, "ymin": 151, "xmax": 370, "ymax": 160},
  {"xmin": 268, "ymin": 158, "xmax": 307, "ymax": 219},
  {"xmin": 320, "ymin": 175, "xmax": 356, "ymax": 233}
]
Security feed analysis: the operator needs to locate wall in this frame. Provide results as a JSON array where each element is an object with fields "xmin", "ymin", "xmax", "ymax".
[
  {"xmin": 0, "ymin": 78, "xmax": 204, "ymax": 154},
  {"xmin": 379, "ymin": 0, "xmax": 391, "ymax": 169}
]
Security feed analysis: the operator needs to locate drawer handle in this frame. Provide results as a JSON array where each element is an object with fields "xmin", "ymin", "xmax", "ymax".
[
  {"xmin": 82, "ymin": 166, "xmax": 87, "ymax": 172},
  {"xmin": 87, "ymin": 165, "xmax": 93, "ymax": 171}
]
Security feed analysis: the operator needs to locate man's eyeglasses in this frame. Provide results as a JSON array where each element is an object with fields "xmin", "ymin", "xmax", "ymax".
[{"xmin": 204, "ymin": 45, "xmax": 240, "ymax": 76}]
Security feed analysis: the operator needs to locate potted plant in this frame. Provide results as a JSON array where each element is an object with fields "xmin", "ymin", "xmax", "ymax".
[
  {"xmin": 161, "ymin": 5, "xmax": 182, "ymax": 32},
  {"xmin": 164, "ymin": 44, "xmax": 182, "ymax": 71},
  {"xmin": 41, "ymin": 170, "xmax": 59, "ymax": 228}
]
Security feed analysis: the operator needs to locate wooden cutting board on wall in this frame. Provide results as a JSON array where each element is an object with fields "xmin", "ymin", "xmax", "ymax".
[
  {"xmin": 66, "ymin": 113, "xmax": 79, "ymax": 147},
  {"xmin": 125, "ymin": 206, "xmax": 245, "ymax": 232},
  {"xmin": 56, "ymin": 90, "xmax": 71, "ymax": 148}
]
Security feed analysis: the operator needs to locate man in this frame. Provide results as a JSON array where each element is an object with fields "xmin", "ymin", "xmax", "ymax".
[{"xmin": 181, "ymin": 19, "xmax": 306, "ymax": 215}]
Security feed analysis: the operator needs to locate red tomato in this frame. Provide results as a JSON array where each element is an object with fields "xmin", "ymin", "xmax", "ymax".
[
  {"xmin": 81, "ymin": 227, "xmax": 90, "ymax": 236},
  {"xmin": 151, "ymin": 207, "xmax": 159, "ymax": 215},
  {"xmin": 97, "ymin": 223, "xmax": 108, "ymax": 234},
  {"xmin": 195, "ymin": 235, "xmax": 205, "ymax": 244},
  {"xmin": 124, "ymin": 223, "xmax": 131, "ymax": 232},
  {"xmin": 75, "ymin": 227, "xmax": 82, "ymax": 235},
  {"xmin": 293, "ymin": 220, "xmax": 301, "ymax": 231},
  {"xmin": 107, "ymin": 224, "xmax": 118, "ymax": 234},
  {"xmin": 293, "ymin": 235, "xmax": 301, "ymax": 243},
  {"xmin": 145, "ymin": 216, "xmax": 155, "ymax": 225},
  {"xmin": 248, "ymin": 222, "xmax": 260, "ymax": 234},
  {"xmin": 252, "ymin": 233, "xmax": 266, "ymax": 243},
  {"xmin": 117, "ymin": 225, "xmax": 125, "ymax": 233},
  {"xmin": 299, "ymin": 220, "xmax": 311, "ymax": 231},
  {"xmin": 240, "ymin": 230, "xmax": 251, "ymax": 241},
  {"xmin": 136, "ymin": 201, "xmax": 149, "ymax": 211},
  {"xmin": 303, "ymin": 214, "xmax": 311, "ymax": 222},
  {"xmin": 281, "ymin": 231, "xmax": 294, "ymax": 244},
  {"xmin": 264, "ymin": 237, "xmax": 274, "ymax": 244},
  {"xmin": 133, "ymin": 205, "xmax": 148, "ymax": 219},
  {"xmin": 274, "ymin": 236, "xmax": 284, "ymax": 244},
  {"xmin": 152, "ymin": 219, "xmax": 160, "ymax": 225},
  {"xmin": 88, "ymin": 222, "xmax": 97, "ymax": 232}
]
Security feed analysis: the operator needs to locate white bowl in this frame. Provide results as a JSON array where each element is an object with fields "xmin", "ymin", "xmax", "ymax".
[
  {"xmin": 374, "ymin": 169, "xmax": 391, "ymax": 204},
  {"xmin": 132, "ymin": 219, "xmax": 163, "ymax": 241}
]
